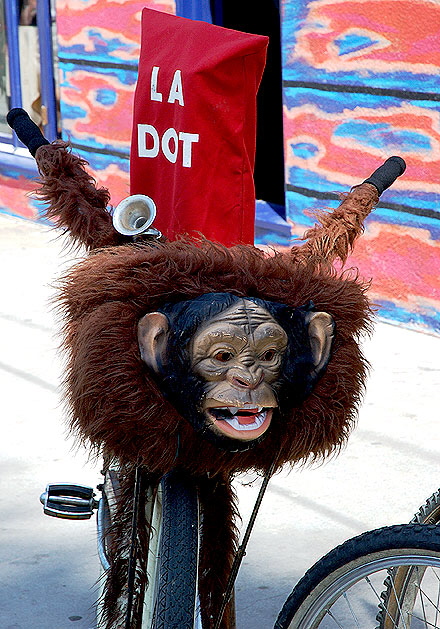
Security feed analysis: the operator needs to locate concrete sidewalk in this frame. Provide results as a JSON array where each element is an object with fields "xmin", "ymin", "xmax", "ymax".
[{"xmin": 1, "ymin": 212, "xmax": 439, "ymax": 628}]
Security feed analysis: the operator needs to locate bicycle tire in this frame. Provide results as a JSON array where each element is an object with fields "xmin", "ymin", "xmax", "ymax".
[
  {"xmin": 274, "ymin": 523, "xmax": 440, "ymax": 629},
  {"xmin": 377, "ymin": 488, "xmax": 440, "ymax": 629},
  {"xmin": 411, "ymin": 488, "xmax": 440, "ymax": 525},
  {"xmin": 97, "ymin": 468, "xmax": 200, "ymax": 629},
  {"xmin": 151, "ymin": 470, "xmax": 200, "ymax": 629}
]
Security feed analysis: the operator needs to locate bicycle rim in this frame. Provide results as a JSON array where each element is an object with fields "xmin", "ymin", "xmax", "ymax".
[
  {"xmin": 275, "ymin": 525, "xmax": 440, "ymax": 629},
  {"xmin": 299, "ymin": 552, "xmax": 440, "ymax": 628},
  {"xmin": 379, "ymin": 488, "xmax": 440, "ymax": 629}
]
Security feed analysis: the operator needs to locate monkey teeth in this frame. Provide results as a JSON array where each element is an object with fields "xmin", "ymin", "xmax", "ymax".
[
  {"xmin": 208, "ymin": 406, "xmax": 269, "ymax": 431},
  {"xmin": 206, "ymin": 406, "xmax": 273, "ymax": 440},
  {"xmin": 223, "ymin": 410, "xmax": 267, "ymax": 431},
  {"xmin": 215, "ymin": 406, "xmax": 263, "ymax": 416}
]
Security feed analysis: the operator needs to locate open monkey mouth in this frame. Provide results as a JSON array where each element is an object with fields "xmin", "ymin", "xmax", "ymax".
[{"xmin": 206, "ymin": 406, "xmax": 273, "ymax": 441}]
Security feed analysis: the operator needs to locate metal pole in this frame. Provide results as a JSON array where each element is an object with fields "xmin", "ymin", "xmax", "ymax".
[
  {"xmin": 125, "ymin": 466, "xmax": 143, "ymax": 629},
  {"xmin": 36, "ymin": 0, "xmax": 58, "ymax": 140},
  {"xmin": 4, "ymin": 0, "xmax": 22, "ymax": 147},
  {"xmin": 214, "ymin": 456, "xmax": 279, "ymax": 629}
]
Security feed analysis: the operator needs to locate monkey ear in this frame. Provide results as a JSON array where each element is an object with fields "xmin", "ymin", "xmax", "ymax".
[
  {"xmin": 137, "ymin": 312, "xmax": 170, "ymax": 373},
  {"xmin": 305, "ymin": 312, "xmax": 335, "ymax": 374}
]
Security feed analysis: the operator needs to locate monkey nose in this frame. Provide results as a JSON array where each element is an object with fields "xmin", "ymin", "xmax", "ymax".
[{"xmin": 229, "ymin": 371, "xmax": 264, "ymax": 390}]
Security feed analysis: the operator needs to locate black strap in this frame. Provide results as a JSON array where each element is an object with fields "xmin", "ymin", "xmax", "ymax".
[
  {"xmin": 214, "ymin": 455, "xmax": 279, "ymax": 629},
  {"xmin": 125, "ymin": 465, "xmax": 143, "ymax": 629}
]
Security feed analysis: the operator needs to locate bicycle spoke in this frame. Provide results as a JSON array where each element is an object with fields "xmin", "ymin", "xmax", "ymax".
[
  {"xmin": 426, "ymin": 565, "xmax": 440, "ymax": 628},
  {"xmin": 407, "ymin": 615, "xmax": 439, "ymax": 629},
  {"xmin": 365, "ymin": 575, "xmax": 388, "ymax": 606},
  {"xmin": 335, "ymin": 567, "xmax": 440, "ymax": 629},
  {"xmin": 388, "ymin": 570, "xmax": 409, "ymax": 629},
  {"xmin": 414, "ymin": 571, "xmax": 440, "ymax": 613},
  {"xmin": 430, "ymin": 569, "xmax": 440, "ymax": 585},
  {"xmin": 379, "ymin": 603, "xmax": 401, "ymax": 629},
  {"xmin": 385, "ymin": 565, "xmax": 440, "ymax": 629},
  {"xmin": 342, "ymin": 592, "xmax": 361, "ymax": 628},
  {"xmin": 416, "ymin": 566, "xmax": 430, "ymax": 627},
  {"xmin": 435, "ymin": 569, "xmax": 440, "ymax": 628},
  {"xmin": 325, "ymin": 608, "xmax": 345, "ymax": 628}
]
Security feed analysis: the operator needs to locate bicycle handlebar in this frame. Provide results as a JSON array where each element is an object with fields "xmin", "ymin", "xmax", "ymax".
[
  {"xmin": 7, "ymin": 108, "xmax": 406, "ymax": 197},
  {"xmin": 6, "ymin": 108, "xmax": 50, "ymax": 157},
  {"xmin": 362, "ymin": 156, "xmax": 406, "ymax": 195}
]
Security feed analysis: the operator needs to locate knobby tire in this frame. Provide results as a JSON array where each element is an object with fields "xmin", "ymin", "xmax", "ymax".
[
  {"xmin": 151, "ymin": 470, "xmax": 199, "ymax": 629},
  {"xmin": 275, "ymin": 523, "xmax": 440, "ymax": 629}
]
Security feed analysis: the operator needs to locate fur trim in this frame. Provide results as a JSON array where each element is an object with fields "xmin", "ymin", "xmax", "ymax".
[
  {"xmin": 299, "ymin": 183, "xmax": 379, "ymax": 264},
  {"xmin": 99, "ymin": 464, "xmax": 156, "ymax": 628},
  {"xmin": 35, "ymin": 142, "xmax": 124, "ymax": 250},
  {"xmin": 54, "ymin": 238, "xmax": 372, "ymax": 477},
  {"xmin": 198, "ymin": 474, "xmax": 238, "ymax": 629}
]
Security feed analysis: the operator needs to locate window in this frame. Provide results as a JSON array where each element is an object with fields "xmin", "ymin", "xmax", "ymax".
[
  {"xmin": 211, "ymin": 0, "xmax": 285, "ymax": 210},
  {"xmin": 0, "ymin": 0, "xmax": 58, "ymax": 167},
  {"xmin": 175, "ymin": 0, "xmax": 285, "ymax": 211}
]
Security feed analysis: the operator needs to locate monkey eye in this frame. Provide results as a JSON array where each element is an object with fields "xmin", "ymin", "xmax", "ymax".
[
  {"xmin": 213, "ymin": 350, "xmax": 234, "ymax": 362},
  {"xmin": 261, "ymin": 349, "xmax": 277, "ymax": 361}
]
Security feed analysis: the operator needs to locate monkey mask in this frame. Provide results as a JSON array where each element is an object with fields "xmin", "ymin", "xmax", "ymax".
[
  {"xmin": 138, "ymin": 293, "xmax": 334, "ymax": 452},
  {"xmin": 6, "ymin": 107, "xmax": 406, "ymax": 475}
]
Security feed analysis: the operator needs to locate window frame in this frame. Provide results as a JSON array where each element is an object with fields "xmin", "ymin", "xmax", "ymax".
[
  {"xmin": 1, "ymin": 0, "xmax": 58, "ymax": 172},
  {"xmin": 175, "ymin": 0, "xmax": 212, "ymax": 22}
]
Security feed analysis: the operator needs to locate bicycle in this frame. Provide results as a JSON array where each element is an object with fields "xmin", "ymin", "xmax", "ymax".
[
  {"xmin": 39, "ymin": 444, "xmax": 440, "ymax": 629},
  {"xmin": 274, "ymin": 489, "xmax": 440, "ymax": 628},
  {"xmin": 10, "ymin": 107, "xmax": 435, "ymax": 629}
]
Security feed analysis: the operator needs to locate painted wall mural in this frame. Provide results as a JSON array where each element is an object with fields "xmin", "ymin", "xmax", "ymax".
[
  {"xmin": 3, "ymin": 0, "xmax": 439, "ymax": 335},
  {"xmin": 54, "ymin": 0, "xmax": 175, "ymax": 206},
  {"xmin": 282, "ymin": 0, "xmax": 440, "ymax": 334},
  {"xmin": 0, "ymin": 169, "xmax": 43, "ymax": 221}
]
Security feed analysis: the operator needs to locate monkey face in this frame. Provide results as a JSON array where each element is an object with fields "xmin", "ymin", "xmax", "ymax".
[
  {"xmin": 137, "ymin": 293, "xmax": 334, "ymax": 452},
  {"xmin": 189, "ymin": 301, "xmax": 287, "ymax": 442}
]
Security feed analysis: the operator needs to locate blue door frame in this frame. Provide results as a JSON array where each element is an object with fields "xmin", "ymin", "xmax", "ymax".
[{"xmin": 2, "ymin": 0, "xmax": 57, "ymax": 148}]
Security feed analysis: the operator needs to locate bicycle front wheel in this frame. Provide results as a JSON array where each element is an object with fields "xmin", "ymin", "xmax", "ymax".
[
  {"xmin": 275, "ymin": 524, "xmax": 440, "ymax": 629},
  {"xmin": 98, "ymin": 468, "xmax": 200, "ymax": 629},
  {"xmin": 148, "ymin": 470, "xmax": 200, "ymax": 629}
]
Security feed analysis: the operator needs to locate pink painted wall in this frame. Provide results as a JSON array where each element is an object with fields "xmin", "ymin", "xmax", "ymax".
[
  {"xmin": 4, "ymin": 0, "xmax": 439, "ymax": 333},
  {"xmin": 282, "ymin": 0, "xmax": 440, "ymax": 334},
  {"xmin": 54, "ymin": 0, "xmax": 175, "ymax": 206},
  {"xmin": 0, "ymin": 171, "xmax": 38, "ymax": 220}
]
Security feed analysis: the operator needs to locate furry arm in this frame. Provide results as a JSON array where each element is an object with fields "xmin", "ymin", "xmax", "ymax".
[
  {"xmin": 34, "ymin": 142, "xmax": 123, "ymax": 250},
  {"xmin": 298, "ymin": 157, "xmax": 406, "ymax": 265},
  {"xmin": 7, "ymin": 108, "xmax": 122, "ymax": 250}
]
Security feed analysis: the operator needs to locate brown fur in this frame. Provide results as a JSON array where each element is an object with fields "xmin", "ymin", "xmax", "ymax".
[
  {"xmin": 35, "ymin": 142, "xmax": 124, "ymax": 250},
  {"xmin": 299, "ymin": 184, "xmax": 379, "ymax": 264},
  {"xmin": 34, "ymin": 142, "xmax": 378, "ymax": 628},
  {"xmin": 100, "ymin": 468, "xmax": 238, "ymax": 629},
  {"xmin": 55, "ymin": 239, "xmax": 372, "ymax": 476},
  {"xmin": 198, "ymin": 473, "xmax": 239, "ymax": 629},
  {"xmin": 55, "ymin": 241, "xmax": 371, "ymax": 628},
  {"xmin": 100, "ymin": 464, "xmax": 156, "ymax": 628}
]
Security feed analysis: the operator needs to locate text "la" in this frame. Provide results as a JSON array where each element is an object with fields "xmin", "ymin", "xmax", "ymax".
[{"xmin": 151, "ymin": 66, "xmax": 184, "ymax": 107}]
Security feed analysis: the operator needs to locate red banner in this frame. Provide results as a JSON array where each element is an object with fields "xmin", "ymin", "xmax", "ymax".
[{"xmin": 130, "ymin": 8, "xmax": 267, "ymax": 246}]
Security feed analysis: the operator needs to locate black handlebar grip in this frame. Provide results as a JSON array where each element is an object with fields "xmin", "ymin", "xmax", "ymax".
[
  {"xmin": 362, "ymin": 156, "xmax": 406, "ymax": 195},
  {"xmin": 6, "ymin": 108, "xmax": 50, "ymax": 157}
]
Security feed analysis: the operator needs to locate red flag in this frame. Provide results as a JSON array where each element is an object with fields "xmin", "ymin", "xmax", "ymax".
[{"xmin": 130, "ymin": 8, "xmax": 268, "ymax": 246}]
